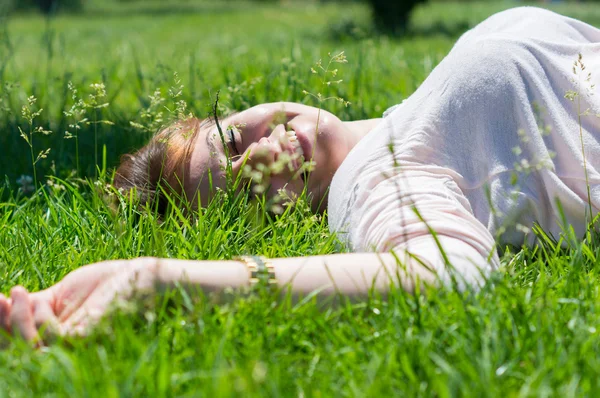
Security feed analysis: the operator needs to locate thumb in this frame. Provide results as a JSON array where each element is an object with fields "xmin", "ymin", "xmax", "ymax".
[
  {"xmin": 29, "ymin": 285, "xmax": 58, "ymax": 308},
  {"xmin": 32, "ymin": 296, "xmax": 61, "ymax": 344}
]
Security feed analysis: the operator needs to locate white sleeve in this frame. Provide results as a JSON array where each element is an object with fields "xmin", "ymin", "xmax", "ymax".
[{"xmin": 349, "ymin": 168, "xmax": 500, "ymax": 289}]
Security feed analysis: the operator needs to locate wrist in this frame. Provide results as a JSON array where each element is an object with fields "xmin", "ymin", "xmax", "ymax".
[
  {"xmin": 235, "ymin": 255, "xmax": 277, "ymax": 291},
  {"xmin": 126, "ymin": 256, "xmax": 164, "ymax": 290}
]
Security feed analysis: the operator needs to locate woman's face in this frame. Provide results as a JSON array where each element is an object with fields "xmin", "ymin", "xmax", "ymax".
[{"xmin": 184, "ymin": 102, "xmax": 353, "ymax": 211}]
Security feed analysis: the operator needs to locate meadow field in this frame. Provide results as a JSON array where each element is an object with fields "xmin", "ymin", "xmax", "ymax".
[{"xmin": 2, "ymin": 0, "xmax": 600, "ymax": 395}]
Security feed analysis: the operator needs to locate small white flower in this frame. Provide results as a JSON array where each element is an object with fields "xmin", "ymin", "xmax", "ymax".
[
  {"xmin": 515, "ymin": 223, "xmax": 531, "ymax": 234},
  {"xmin": 270, "ymin": 204, "xmax": 283, "ymax": 214}
]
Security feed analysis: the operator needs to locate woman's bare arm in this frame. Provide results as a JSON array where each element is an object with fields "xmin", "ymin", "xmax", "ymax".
[
  {"xmin": 155, "ymin": 252, "xmax": 438, "ymax": 298},
  {"xmin": 2, "ymin": 237, "xmax": 490, "ymax": 342}
]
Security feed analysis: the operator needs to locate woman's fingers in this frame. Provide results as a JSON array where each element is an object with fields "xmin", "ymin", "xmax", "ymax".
[
  {"xmin": 0, "ymin": 294, "xmax": 12, "ymax": 348},
  {"xmin": 32, "ymin": 297, "xmax": 60, "ymax": 343},
  {"xmin": 0, "ymin": 294, "xmax": 11, "ymax": 333},
  {"xmin": 61, "ymin": 296, "xmax": 114, "ymax": 337},
  {"xmin": 10, "ymin": 286, "xmax": 38, "ymax": 343}
]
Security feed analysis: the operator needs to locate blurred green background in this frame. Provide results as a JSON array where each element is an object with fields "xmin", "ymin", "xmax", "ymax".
[{"xmin": 2, "ymin": 0, "xmax": 600, "ymax": 187}]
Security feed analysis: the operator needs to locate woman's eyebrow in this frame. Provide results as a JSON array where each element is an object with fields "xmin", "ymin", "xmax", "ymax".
[
  {"xmin": 204, "ymin": 121, "xmax": 228, "ymax": 156},
  {"xmin": 201, "ymin": 119, "xmax": 222, "ymax": 155}
]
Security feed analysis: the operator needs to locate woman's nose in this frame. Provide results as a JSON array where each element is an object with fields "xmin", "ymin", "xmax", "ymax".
[
  {"xmin": 247, "ymin": 124, "xmax": 287, "ymax": 162},
  {"xmin": 267, "ymin": 123, "xmax": 287, "ymax": 142}
]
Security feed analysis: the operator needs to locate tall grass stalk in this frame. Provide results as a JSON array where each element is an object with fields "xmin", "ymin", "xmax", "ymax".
[
  {"xmin": 18, "ymin": 95, "xmax": 51, "ymax": 189},
  {"xmin": 566, "ymin": 53, "xmax": 596, "ymax": 224},
  {"xmin": 303, "ymin": 51, "xmax": 350, "ymax": 161}
]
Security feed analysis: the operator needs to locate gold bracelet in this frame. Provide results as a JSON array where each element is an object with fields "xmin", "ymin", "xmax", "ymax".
[{"xmin": 235, "ymin": 255, "xmax": 277, "ymax": 289}]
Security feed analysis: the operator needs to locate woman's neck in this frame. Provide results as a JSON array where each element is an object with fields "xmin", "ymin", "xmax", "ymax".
[
  {"xmin": 311, "ymin": 118, "xmax": 383, "ymax": 212},
  {"xmin": 343, "ymin": 118, "xmax": 383, "ymax": 151}
]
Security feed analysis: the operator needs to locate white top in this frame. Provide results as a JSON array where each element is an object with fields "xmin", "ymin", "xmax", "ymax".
[{"xmin": 328, "ymin": 7, "xmax": 600, "ymax": 287}]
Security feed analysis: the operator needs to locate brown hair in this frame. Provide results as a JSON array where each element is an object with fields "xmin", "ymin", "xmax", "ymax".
[{"xmin": 114, "ymin": 117, "xmax": 203, "ymax": 215}]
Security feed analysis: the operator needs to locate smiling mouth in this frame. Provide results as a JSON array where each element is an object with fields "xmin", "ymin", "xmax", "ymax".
[
  {"xmin": 282, "ymin": 130, "xmax": 307, "ymax": 183},
  {"xmin": 286, "ymin": 124, "xmax": 313, "ymax": 161},
  {"xmin": 285, "ymin": 130, "xmax": 304, "ymax": 158}
]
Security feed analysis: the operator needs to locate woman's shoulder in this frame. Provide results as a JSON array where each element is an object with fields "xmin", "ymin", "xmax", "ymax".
[
  {"xmin": 458, "ymin": 6, "xmax": 598, "ymax": 45},
  {"xmin": 462, "ymin": 7, "xmax": 564, "ymax": 38}
]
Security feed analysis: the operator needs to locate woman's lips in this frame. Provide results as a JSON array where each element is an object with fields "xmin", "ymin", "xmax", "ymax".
[{"xmin": 295, "ymin": 129, "xmax": 312, "ymax": 161}]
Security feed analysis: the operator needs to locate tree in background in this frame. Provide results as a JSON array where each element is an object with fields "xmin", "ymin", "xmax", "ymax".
[
  {"xmin": 12, "ymin": 0, "xmax": 84, "ymax": 14},
  {"xmin": 367, "ymin": 0, "xmax": 428, "ymax": 35}
]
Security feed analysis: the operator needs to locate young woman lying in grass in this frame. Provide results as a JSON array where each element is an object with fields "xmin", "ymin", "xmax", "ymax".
[{"xmin": 2, "ymin": 6, "xmax": 600, "ymax": 342}]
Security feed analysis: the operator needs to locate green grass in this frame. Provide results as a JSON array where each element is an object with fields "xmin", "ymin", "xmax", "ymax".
[{"xmin": 2, "ymin": 0, "xmax": 600, "ymax": 396}]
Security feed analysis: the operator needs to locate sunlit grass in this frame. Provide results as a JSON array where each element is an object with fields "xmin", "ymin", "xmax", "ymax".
[{"xmin": 2, "ymin": 0, "xmax": 600, "ymax": 395}]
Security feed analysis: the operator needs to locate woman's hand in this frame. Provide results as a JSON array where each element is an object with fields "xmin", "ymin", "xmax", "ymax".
[
  {"xmin": 0, "ymin": 257, "xmax": 159, "ymax": 344},
  {"xmin": 0, "ymin": 251, "xmax": 435, "ymax": 345}
]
